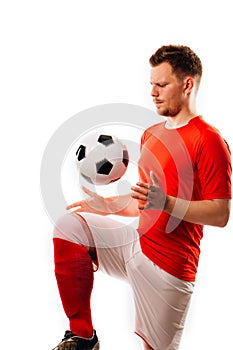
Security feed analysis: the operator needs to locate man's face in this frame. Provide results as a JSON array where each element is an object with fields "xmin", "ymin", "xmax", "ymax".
[{"xmin": 150, "ymin": 62, "xmax": 186, "ymax": 117}]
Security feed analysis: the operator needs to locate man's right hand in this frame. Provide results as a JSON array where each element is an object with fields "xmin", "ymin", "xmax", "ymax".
[
  {"xmin": 66, "ymin": 186, "xmax": 110, "ymax": 216},
  {"xmin": 66, "ymin": 187, "xmax": 139, "ymax": 217}
]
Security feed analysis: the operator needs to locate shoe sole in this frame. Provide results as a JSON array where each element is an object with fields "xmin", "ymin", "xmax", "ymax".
[
  {"xmin": 52, "ymin": 339, "xmax": 100, "ymax": 350},
  {"xmin": 93, "ymin": 341, "xmax": 100, "ymax": 349}
]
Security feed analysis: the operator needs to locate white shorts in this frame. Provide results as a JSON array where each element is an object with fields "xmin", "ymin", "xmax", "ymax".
[{"xmin": 54, "ymin": 213, "xmax": 194, "ymax": 350}]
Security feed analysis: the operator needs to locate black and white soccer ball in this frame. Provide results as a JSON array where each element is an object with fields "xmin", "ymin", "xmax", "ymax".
[{"xmin": 75, "ymin": 133, "xmax": 129, "ymax": 185}]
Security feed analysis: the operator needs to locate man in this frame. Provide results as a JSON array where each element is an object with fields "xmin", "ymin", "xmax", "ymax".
[{"xmin": 52, "ymin": 45, "xmax": 231, "ymax": 350}]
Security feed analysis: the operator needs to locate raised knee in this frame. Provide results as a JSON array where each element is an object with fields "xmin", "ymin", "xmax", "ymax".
[{"xmin": 53, "ymin": 213, "xmax": 90, "ymax": 248}]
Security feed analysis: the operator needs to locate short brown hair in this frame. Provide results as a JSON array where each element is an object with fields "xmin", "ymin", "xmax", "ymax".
[{"xmin": 149, "ymin": 45, "xmax": 202, "ymax": 85}]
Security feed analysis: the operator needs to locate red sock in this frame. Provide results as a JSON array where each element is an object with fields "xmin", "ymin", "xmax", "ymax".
[{"xmin": 53, "ymin": 238, "xmax": 94, "ymax": 338}]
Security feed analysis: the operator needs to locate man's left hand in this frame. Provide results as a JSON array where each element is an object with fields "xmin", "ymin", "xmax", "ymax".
[{"xmin": 131, "ymin": 171, "xmax": 167, "ymax": 210}]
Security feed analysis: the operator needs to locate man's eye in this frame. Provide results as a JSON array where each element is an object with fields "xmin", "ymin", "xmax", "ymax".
[{"xmin": 158, "ymin": 84, "xmax": 167, "ymax": 88}]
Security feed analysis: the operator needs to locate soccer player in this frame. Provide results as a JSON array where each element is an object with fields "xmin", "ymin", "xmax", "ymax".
[{"xmin": 52, "ymin": 45, "xmax": 231, "ymax": 350}]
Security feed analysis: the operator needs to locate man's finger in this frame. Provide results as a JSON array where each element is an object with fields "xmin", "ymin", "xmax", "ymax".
[
  {"xmin": 131, "ymin": 192, "xmax": 148, "ymax": 202},
  {"xmin": 150, "ymin": 171, "xmax": 159, "ymax": 186},
  {"xmin": 135, "ymin": 182, "xmax": 150, "ymax": 189},
  {"xmin": 66, "ymin": 202, "xmax": 82, "ymax": 210},
  {"xmin": 131, "ymin": 185, "xmax": 148, "ymax": 196},
  {"xmin": 82, "ymin": 186, "xmax": 96, "ymax": 197}
]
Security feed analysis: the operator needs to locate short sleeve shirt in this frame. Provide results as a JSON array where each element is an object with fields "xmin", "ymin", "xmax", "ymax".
[{"xmin": 138, "ymin": 116, "xmax": 232, "ymax": 281}]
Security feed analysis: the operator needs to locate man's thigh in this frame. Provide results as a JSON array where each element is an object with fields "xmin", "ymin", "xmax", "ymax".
[{"xmin": 78, "ymin": 213, "xmax": 139, "ymax": 279}]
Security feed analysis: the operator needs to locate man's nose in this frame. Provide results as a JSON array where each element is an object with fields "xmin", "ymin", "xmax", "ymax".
[{"xmin": 151, "ymin": 85, "xmax": 159, "ymax": 97}]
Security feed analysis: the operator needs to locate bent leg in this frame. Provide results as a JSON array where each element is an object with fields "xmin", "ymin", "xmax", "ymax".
[
  {"xmin": 78, "ymin": 212, "xmax": 139, "ymax": 279},
  {"xmin": 53, "ymin": 212, "xmax": 139, "ymax": 341}
]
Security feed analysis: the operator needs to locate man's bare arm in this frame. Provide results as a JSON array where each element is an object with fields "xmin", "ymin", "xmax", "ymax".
[
  {"xmin": 67, "ymin": 186, "xmax": 140, "ymax": 217},
  {"xmin": 131, "ymin": 172, "xmax": 231, "ymax": 227}
]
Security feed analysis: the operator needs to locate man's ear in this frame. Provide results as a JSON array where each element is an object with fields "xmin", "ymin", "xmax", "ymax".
[{"xmin": 183, "ymin": 77, "xmax": 194, "ymax": 95}]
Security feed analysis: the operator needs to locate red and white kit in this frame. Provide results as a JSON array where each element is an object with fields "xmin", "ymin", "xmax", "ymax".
[{"xmin": 53, "ymin": 116, "xmax": 232, "ymax": 350}]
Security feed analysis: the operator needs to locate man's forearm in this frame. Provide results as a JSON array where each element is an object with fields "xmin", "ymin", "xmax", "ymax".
[{"xmin": 164, "ymin": 196, "xmax": 231, "ymax": 227}]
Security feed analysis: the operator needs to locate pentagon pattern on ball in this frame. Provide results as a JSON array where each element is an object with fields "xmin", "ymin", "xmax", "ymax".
[
  {"xmin": 97, "ymin": 134, "xmax": 114, "ymax": 146},
  {"xmin": 76, "ymin": 145, "xmax": 86, "ymax": 161},
  {"xmin": 123, "ymin": 149, "xmax": 129, "ymax": 167},
  {"xmin": 80, "ymin": 173, "xmax": 93, "ymax": 184},
  {"xmin": 96, "ymin": 158, "xmax": 114, "ymax": 175}
]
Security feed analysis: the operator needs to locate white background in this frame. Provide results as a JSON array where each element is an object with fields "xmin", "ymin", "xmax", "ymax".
[{"xmin": 1, "ymin": 1, "xmax": 233, "ymax": 349}]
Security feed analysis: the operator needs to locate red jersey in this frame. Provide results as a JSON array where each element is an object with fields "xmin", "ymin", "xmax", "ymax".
[{"xmin": 138, "ymin": 116, "xmax": 232, "ymax": 282}]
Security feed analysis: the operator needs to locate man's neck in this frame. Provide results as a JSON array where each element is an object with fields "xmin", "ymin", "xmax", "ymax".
[{"xmin": 166, "ymin": 112, "xmax": 197, "ymax": 127}]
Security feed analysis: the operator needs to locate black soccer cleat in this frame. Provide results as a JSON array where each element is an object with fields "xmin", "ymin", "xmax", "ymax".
[{"xmin": 52, "ymin": 330, "xmax": 99, "ymax": 350}]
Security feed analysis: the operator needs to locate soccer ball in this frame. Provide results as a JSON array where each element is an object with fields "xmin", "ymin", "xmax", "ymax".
[{"xmin": 75, "ymin": 133, "xmax": 129, "ymax": 185}]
